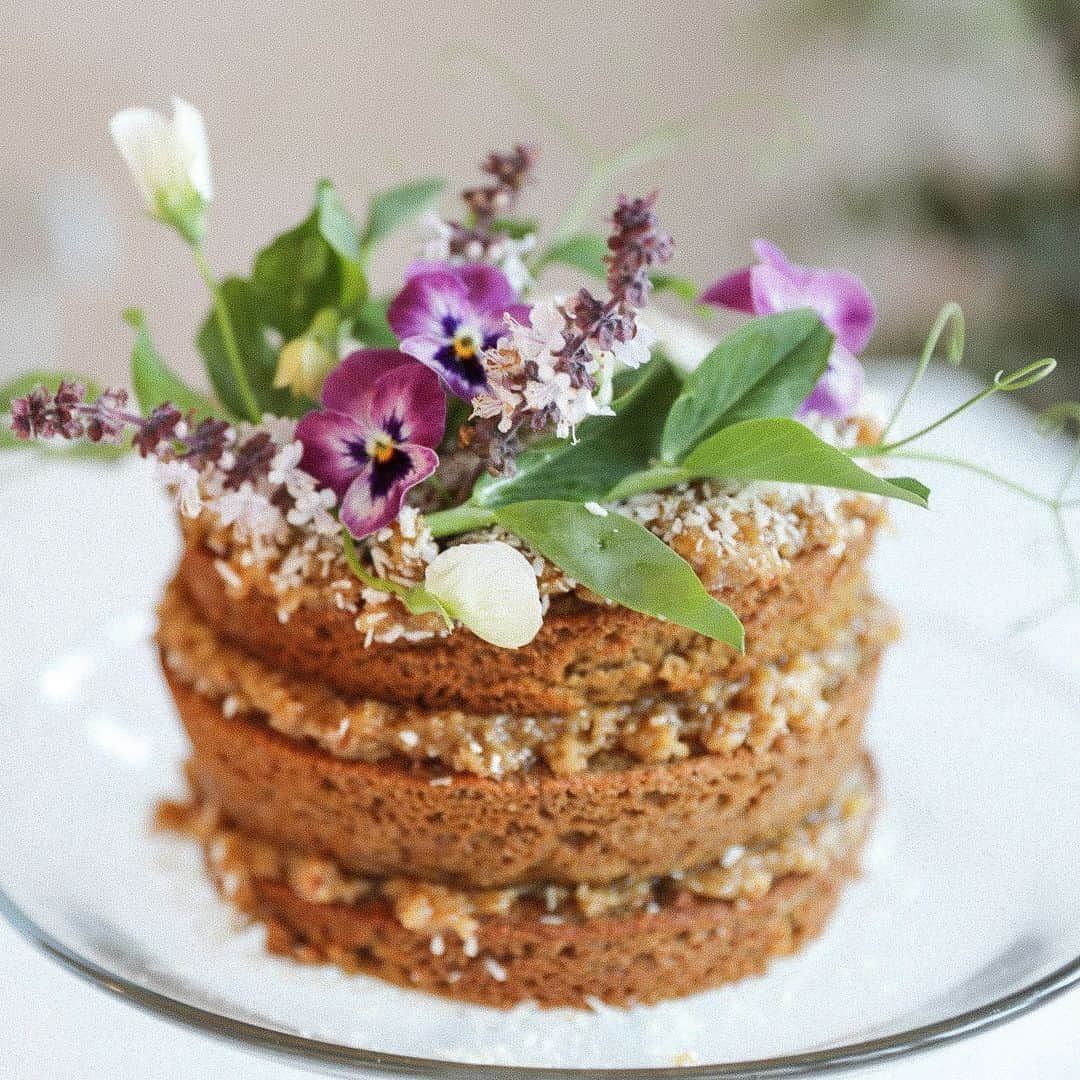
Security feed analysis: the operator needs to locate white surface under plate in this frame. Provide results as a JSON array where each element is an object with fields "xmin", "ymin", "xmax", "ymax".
[{"xmin": 0, "ymin": 364, "xmax": 1078, "ymax": 1077}]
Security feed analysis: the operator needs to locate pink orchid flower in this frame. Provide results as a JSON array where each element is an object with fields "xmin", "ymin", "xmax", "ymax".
[{"xmin": 701, "ymin": 240, "xmax": 876, "ymax": 418}]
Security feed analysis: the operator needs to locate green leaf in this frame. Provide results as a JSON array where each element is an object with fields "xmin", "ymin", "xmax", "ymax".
[
  {"xmin": 251, "ymin": 180, "xmax": 367, "ymax": 341},
  {"xmin": 124, "ymin": 309, "xmax": 216, "ymax": 418},
  {"xmin": 360, "ymin": 178, "xmax": 445, "ymax": 257},
  {"xmin": 473, "ymin": 359, "xmax": 683, "ymax": 506},
  {"xmin": 492, "ymin": 501, "xmax": 744, "ymax": 650},
  {"xmin": 536, "ymin": 233, "xmax": 607, "ymax": 278},
  {"xmin": 315, "ymin": 181, "xmax": 364, "ymax": 264},
  {"xmin": 882, "ymin": 476, "xmax": 931, "ymax": 503},
  {"xmin": 661, "ymin": 310, "xmax": 833, "ymax": 463},
  {"xmin": 315, "ymin": 181, "xmax": 368, "ymax": 311},
  {"xmin": 680, "ymin": 418, "xmax": 930, "ymax": 507},
  {"xmin": 490, "ymin": 216, "xmax": 540, "ymax": 240},
  {"xmin": 197, "ymin": 277, "xmax": 296, "ymax": 419},
  {"xmin": 649, "ymin": 272, "xmax": 700, "ymax": 304},
  {"xmin": 353, "ymin": 294, "xmax": 398, "ymax": 349},
  {"xmin": 0, "ymin": 371, "xmax": 125, "ymax": 459}
]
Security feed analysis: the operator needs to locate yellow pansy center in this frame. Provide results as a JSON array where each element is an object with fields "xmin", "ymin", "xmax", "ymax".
[
  {"xmin": 367, "ymin": 434, "xmax": 397, "ymax": 464},
  {"xmin": 452, "ymin": 331, "xmax": 479, "ymax": 360}
]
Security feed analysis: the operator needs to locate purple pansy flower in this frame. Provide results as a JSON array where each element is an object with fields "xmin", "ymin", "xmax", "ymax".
[
  {"xmin": 700, "ymin": 239, "xmax": 876, "ymax": 419},
  {"xmin": 387, "ymin": 261, "xmax": 527, "ymax": 401},
  {"xmin": 296, "ymin": 349, "xmax": 445, "ymax": 540}
]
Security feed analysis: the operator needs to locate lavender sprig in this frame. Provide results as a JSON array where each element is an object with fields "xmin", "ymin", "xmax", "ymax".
[
  {"xmin": 469, "ymin": 192, "xmax": 674, "ymax": 471},
  {"xmin": 445, "ymin": 144, "xmax": 536, "ymax": 260},
  {"xmin": 7, "ymin": 381, "xmax": 266, "ymax": 479},
  {"xmin": 558, "ymin": 191, "xmax": 674, "ymax": 387}
]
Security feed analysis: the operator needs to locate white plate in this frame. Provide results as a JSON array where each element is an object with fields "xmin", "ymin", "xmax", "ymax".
[{"xmin": 1, "ymin": 364, "xmax": 1078, "ymax": 1077}]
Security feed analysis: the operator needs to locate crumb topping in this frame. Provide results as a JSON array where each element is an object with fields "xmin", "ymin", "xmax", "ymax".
[{"xmin": 175, "ymin": 415, "xmax": 883, "ymax": 644}]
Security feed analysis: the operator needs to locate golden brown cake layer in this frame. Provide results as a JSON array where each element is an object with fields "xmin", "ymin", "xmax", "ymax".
[
  {"xmin": 158, "ymin": 576, "xmax": 894, "ymax": 777},
  {"xmin": 164, "ymin": 650, "xmax": 879, "ymax": 887},
  {"xmin": 248, "ymin": 863, "xmax": 856, "ymax": 1008},
  {"xmin": 175, "ymin": 517, "xmax": 879, "ymax": 715},
  {"xmin": 162, "ymin": 763, "xmax": 873, "ymax": 1009}
]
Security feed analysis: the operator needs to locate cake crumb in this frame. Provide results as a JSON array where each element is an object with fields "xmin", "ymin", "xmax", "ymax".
[{"xmin": 483, "ymin": 956, "xmax": 508, "ymax": 982}]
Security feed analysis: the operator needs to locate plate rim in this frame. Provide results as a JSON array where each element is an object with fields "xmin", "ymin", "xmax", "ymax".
[
  {"xmin": 4, "ymin": 396, "xmax": 1079, "ymax": 1075},
  {"xmin": 2, "ymin": 881, "xmax": 1078, "ymax": 1079}
]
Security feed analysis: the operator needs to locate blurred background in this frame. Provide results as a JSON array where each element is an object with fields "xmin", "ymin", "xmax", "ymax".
[{"xmin": 1, "ymin": 0, "xmax": 1078, "ymax": 404}]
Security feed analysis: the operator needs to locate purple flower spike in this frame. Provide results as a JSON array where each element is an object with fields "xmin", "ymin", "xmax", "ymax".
[
  {"xmin": 387, "ymin": 262, "xmax": 524, "ymax": 400},
  {"xmin": 700, "ymin": 239, "xmax": 877, "ymax": 418},
  {"xmin": 296, "ymin": 349, "xmax": 445, "ymax": 540}
]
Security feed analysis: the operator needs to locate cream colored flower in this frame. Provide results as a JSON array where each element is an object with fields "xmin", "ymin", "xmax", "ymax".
[
  {"xmin": 424, "ymin": 541, "xmax": 543, "ymax": 649},
  {"xmin": 273, "ymin": 338, "xmax": 337, "ymax": 398},
  {"xmin": 109, "ymin": 97, "xmax": 212, "ymax": 240}
]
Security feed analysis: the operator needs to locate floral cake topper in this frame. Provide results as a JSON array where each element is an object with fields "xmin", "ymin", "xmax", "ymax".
[{"xmin": 6, "ymin": 99, "xmax": 1078, "ymax": 648}]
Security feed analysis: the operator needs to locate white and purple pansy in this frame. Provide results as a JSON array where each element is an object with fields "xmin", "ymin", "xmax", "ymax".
[
  {"xmin": 296, "ymin": 349, "xmax": 445, "ymax": 540},
  {"xmin": 387, "ymin": 261, "xmax": 528, "ymax": 400},
  {"xmin": 700, "ymin": 239, "xmax": 876, "ymax": 419}
]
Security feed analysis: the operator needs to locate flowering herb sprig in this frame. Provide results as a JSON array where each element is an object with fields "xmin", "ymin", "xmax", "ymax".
[
  {"xmin": 5, "ymin": 98, "xmax": 1078, "ymax": 650},
  {"xmin": 415, "ymin": 145, "xmax": 537, "ymax": 294},
  {"xmin": 10, "ymin": 379, "xmax": 233, "ymax": 467},
  {"xmin": 445, "ymin": 144, "xmax": 536, "ymax": 261},
  {"xmin": 468, "ymin": 192, "xmax": 674, "ymax": 467}
]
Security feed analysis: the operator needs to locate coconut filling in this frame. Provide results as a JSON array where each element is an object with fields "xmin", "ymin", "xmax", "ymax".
[
  {"xmin": 158, "ymin": 583, "xmax": 897, "ymax": 778},
  {"xmin": 160, "ymin": 763, "xmax": 872, "ymax": 952}
]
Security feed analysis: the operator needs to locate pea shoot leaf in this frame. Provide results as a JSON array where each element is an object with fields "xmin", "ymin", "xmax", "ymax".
[
  {"xmin": 125, "ymin": 309, "xmax": 217, "ymax": 419},
  {"xmin": 535, "ymin": 233, "xmax": 608, "ymax": 278},
  {"xmin": 660, "ymin": 310, "xmax": 833, "ymax": 462},
  {"xmin": 493, "ymin": 500, "xmax": 744, "ymax": 650},
  {"xmin": 251, "ymin": 180, "xmax": 367, "ymax": 340},
  {"xmin": 680, "ymin": 417, "xmax": 930, "ymax": 507},
  {"xmin": 649, "ymin": 272, "xmax": 700, "ymax": 304},
  {"xmin": 360, "ymin": 178, "xmax": 445, "ymax": 258},
  {"xmin": 472, "ymin": 359, "xmax": 682, "ymax": 507}
]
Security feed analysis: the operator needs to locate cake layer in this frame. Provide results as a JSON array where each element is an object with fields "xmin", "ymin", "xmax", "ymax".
[
  {"xmin": 165, "ymin": 648, "xmax": 879, "ymax": 887},
  {"xmin": 162, "ymin": 764, "xmax": 873, "ymax": 1008},
  {"xmin": 159, "ymin": 577, "xmax": 894, "ymax": 777},
  {"xmin": 175, "ymin": 514, "xmax": 879, "ymax": 715}
]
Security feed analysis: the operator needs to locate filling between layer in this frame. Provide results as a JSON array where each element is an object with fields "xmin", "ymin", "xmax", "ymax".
[
  {"xmin": 158, "ymin": 581, "xmax": 896, "ymax": 778},
  {"xmin": 159, "ymin": 763, "xmax": 872, "ymax": 951}
]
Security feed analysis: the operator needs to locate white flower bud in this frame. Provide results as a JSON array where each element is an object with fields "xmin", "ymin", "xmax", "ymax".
[
  {"xmin": 109, "ymin": 97, "xmax": 212, "ymax": 242},
  {"xmin": 424, "ymin": 541, "xmax": 543, "ymax": 649}
]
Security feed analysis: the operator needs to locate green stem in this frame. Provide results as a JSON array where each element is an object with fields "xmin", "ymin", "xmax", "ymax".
[
  {"xmin": 854, "ymin": 359, "xmax": 1056, "ymax": 460},
  {"xmin": 878, "ymin": 450, "xmax": 1057, "ymax": 506},
  {"xmin": 852, "ymin": 386, "xmax": 1001, "ymax": 458},
  {"xmin": 882, "ymin": 448, "xmax": 1080, "ymax": 627},
  {"xmin": 1055, "ymin": 438, "xmax": 1080, "ymax": 502},
  {"xmin": 881, "ymin": 302, "xmax": 964, "ymax": 441},
  {"xmin": 606, "ymin": 465, "xmax": 690, "ymax": 501},
  {"xmin": 339, "ymin": 529, "xmax": 406, "ymax": 598},
  {"xmin": 339, "ymin": 527, "xmax": 453, "ymax": 629},
  {"xmin": 191, "ymin": 244, "xmax": 261, "ymax": 422},
  {"xmin": 426, "ymin": 502, "xmax": 498, "ymax": 538}
]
